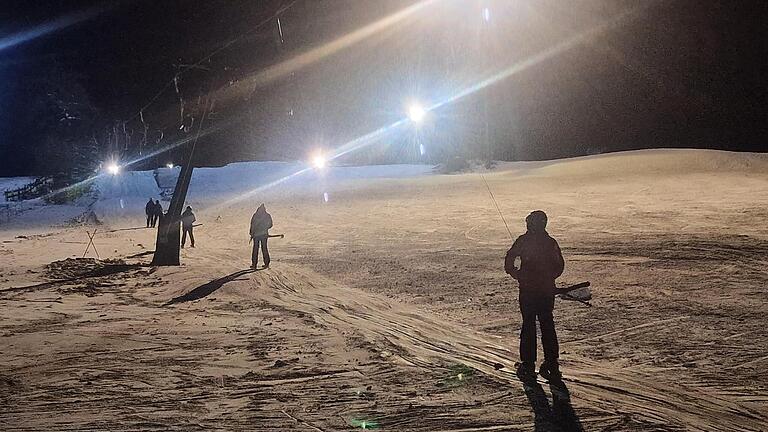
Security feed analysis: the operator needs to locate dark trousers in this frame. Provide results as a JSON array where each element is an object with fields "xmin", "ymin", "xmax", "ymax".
[
  {"xmin": 146, "ymin": 215, "xmax": 151, "ymax": 227},
  {"xmin": 252, "ymin": 236, "xmax": 269, "ymax": 267},
  {"xmin": 181, "ymin": 226, "xmax": 194, "ymax": 247},
  {"xmin": 150, "ymin": 214, "xmax": 158, "ymax": 227},
  {"xmin": 519, "ymin": 292, "xmax": 559, "ymax": 365}
]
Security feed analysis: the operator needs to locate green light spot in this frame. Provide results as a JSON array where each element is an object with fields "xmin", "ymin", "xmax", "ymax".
[
  {"xmin": 349, "ymin": 418, "xmax": 380, "ymax": 429},
  {"xmin": 439, "ymin": 364, "xmax": 476, "ymax": 387}
]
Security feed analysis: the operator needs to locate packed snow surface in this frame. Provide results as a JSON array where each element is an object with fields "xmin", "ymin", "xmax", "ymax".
[{"xmin": 1, "ymin": 149, "xmax": 768, "ymax": 430}]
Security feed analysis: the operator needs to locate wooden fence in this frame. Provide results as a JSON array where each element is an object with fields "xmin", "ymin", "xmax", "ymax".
[{"xmin": 3, "ymin": 176, "xmax": 54, "ymax": 202}]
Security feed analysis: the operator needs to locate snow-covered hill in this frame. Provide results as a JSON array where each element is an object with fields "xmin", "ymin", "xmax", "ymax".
[
  {"xmin": 92, "ymin": 162, "xmax": 435, "ymax": 221},
  {"xmin": 1, "ymin": 149, "xmax": 766, "ymax": 230},
  {"xmin": 2, "ymin": 148, "xmax": 767, "ymax": 430},
  {"xmin": 0, "ymin": 161, "xmax": 435, "ymax": 229}
]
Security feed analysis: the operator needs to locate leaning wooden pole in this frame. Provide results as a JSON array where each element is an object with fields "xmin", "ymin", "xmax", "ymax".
[{"xmin": 151, "ymin": 100, "xmax": 209, "ymax": 266}]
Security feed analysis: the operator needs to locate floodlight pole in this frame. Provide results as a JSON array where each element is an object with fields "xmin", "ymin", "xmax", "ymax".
[
  {"xmin": 482, "ymin": 4, "xmax": 492, "ymax": 169},
  {"xmin": 151, "ymin": 99, "xmax": 209, "ymax": 266}
]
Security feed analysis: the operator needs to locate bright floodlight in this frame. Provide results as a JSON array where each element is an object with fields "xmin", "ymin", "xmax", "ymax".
[
  {"xmin": 106, "ymin": 162, "xmax": 120, "ymax": 175},
  {"xmin": 408, "ymin": 103, "xmax": 426, "ymax": 123},
  {"xmin": 483, "ymin": 7, "xmax": 491, "ymax": 22},
  {"xmin": 166, "ymin": 163, "xmax": 174, "ymax": 169},
  {"xmin": 311, "ymin": 152, "xmax": 327, "ymax": 169}
]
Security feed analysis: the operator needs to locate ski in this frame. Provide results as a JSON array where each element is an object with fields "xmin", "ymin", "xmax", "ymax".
[
  {"xmin": 554, "ymin": 281, "xmax": 590, "ymax": 296},
  {"xmin": 557, "ymin": 281, "xmax": 592, "ymax": 306}
]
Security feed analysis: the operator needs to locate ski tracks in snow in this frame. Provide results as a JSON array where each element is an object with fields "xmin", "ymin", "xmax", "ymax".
[{"xmin": 243, "ymin": 263, "xmax": 767, "ymax": 431}]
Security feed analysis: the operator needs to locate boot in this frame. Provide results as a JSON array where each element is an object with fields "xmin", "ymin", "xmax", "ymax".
[
  {"xmin": 515, "ymin": 362, "xmax": 536, "ymax": 382},
  {"xmin": 539, "ymin": 360, "xmax": 562, "ymax": 382}
]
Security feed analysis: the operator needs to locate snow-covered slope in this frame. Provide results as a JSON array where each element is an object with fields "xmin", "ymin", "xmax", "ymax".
[
  {"xmin": 491, "ymin": 149, "xmax": 768, "ymax": 177},
  {"xmin": 105, "ymin": 162, "xmax": 434, "ymax": 200},
  {"xmin": 91, "ymin": 171, "xmax": 163, "ymax": 221},
  {"xmin": 186, "ymin": 162, "xmax": 434, "ymax": 199},
  {"xmin": 2, "ymin": 149, "xmax": 766, "ymax": 230},
  {"xmin": 92, "ymin": 162, "xmax": 434, "ymax": 221},
  {"xmin": 3, "ymin": 150, "xmax": 768, "ymax": 430}
]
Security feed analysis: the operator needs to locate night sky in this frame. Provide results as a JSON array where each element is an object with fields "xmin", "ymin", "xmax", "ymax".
[{"xmin": 1, "ymin": 0, "xmax": 766, "ymax": 177}]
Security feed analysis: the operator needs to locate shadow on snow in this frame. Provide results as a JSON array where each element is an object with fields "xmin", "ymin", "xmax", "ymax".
[
  {"xmin": 522, "ymin": 379, "xmax": 583, "ymax": 432},
  {"xmin": 164, "ymin": 268, "xmax": 257, "ymax": 306}
]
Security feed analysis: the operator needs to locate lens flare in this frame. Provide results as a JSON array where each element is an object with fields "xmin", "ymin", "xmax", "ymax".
[
  {"xmin": 407, "ymin": 103, "xmax": 426, "ymax": 123},
  {"xmin": 0, "ymin": 3, "xmax": 115, "ymax": 52},
  {"xmin": 311, "ymin": 152, "xmax": 327, "ymax": 169},
  {"xmin": 106, "ymin": 162, "xmax": 120, "ymax": 175},
  {"xmin": 349, "ymin": 418, "xmax": 380, "ymax": 429},
  {"xmin": 439, "ymin": 364, "xmax": 475, "ymax": 387}
]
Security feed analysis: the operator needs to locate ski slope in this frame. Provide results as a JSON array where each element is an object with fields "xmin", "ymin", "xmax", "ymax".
[
  {"xmin": 92, "ymin": 161, "xmax": 434, "ymax": 222},
  {"xmin": 2, "ymin": 149, "xmax": 767, "ymax": 230},
  {"xmin": 2, "ymin": 148, "xmax": 768, "ymax": 430}
]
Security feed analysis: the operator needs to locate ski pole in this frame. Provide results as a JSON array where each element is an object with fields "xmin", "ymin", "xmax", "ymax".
[{"xmin": 480, "ymin": 174, "xmax": 513, "ymax": 240}]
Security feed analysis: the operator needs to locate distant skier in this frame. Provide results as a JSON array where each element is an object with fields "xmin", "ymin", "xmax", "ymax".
[
  {"xmin": 505, "ymin": 210, "xmax": 565, "ymax": 382},
  {"xmin": 181, "ymin": 206, "xmax": 196, "ymax": 248},
  {"xmin": 145, "ymin": 198, "xmax": 154, "ymax": 228},
  {"xmin": 249, "ymin": 203, "xmax": 273, "ymax": 269},
  {"xmin": 150, "ymin": 200, "xmax": 163, "ymax": 228}
]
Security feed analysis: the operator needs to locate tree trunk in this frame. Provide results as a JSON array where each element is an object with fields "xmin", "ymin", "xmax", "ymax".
[
  {"xmin": 150, "ymin": 215, "xmax": 182, "ymax": 266},
  {"xmin": 150, "ymin": 97, "xmax": 208, "ymax": 266},
  {"xmin": 150, "ymin": 161, "xmax": 193, "ymax": 266}
]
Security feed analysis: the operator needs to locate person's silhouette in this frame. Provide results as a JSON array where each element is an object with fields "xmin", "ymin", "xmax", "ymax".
[
  {"xmin": 505, "ymin": 210, "xmax": 564, "ymax": 381},
  {"xmin": 181, "ymin": 206, "xmax": 196, "ymax": 248},
  {"xmin": 249, "ymin": 203, "xmax": 273, "ymax": 269}
]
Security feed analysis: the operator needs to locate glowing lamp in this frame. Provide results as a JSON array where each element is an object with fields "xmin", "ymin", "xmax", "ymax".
[
  {"xmin": 311, "ymin": 152, "xmax": 327, "ymax": 169},
  {"xmin": 106, "ymin": 162, "xmax": 120, "ymax": 175},
  {"xmin": 407, "ymin": 103, "xmax": 426, "ymax": 123}
]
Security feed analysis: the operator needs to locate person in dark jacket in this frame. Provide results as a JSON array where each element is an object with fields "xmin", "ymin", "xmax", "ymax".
[
  {"xmin": 151, "ymin": 200, "xmax": 163, "ymax": 227},
  {"xmin": 181, "ymin": 206, "xmax": 196, "ymax": 248},
  {"xmin": 145, "ymin": 198, "xmax": 154, "ymax": 228},
  {"xmin": 249, "ymin": 203, "xmax": 273, "ymax": 269},
  {"xmin": 505, "ymin": 210, "xmax": 565, "ymax": 381}
]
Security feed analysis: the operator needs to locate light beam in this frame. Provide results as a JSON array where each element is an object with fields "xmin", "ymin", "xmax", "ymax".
[
  {"xmin": 212, "ymin": 0, "xmax": 441, "ymax": 104},
  {"xmin": 39, "ymin": 3, "xmax": 646, "ymax": 215},
  {"xmin": 0, "ymin": 2, "xmax": 116, "ymax": 52},
  {"xmin": 429, "ymin": 5, "xmax": 646, "ymax": 112}
]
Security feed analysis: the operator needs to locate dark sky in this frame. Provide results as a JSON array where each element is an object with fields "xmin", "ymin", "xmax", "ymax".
[{"xmin": 1, "ymin": 0, "xmax": 766, "ymax": 176}]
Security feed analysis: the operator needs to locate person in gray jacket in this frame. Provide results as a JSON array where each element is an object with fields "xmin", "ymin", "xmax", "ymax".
[
  {"xmin": 181, "ymin": 206, "xmax": 196, "ymax": 248},
  {"xmin": 249, "ymin": 203, "xmax": 273, "ymax": 268}
]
